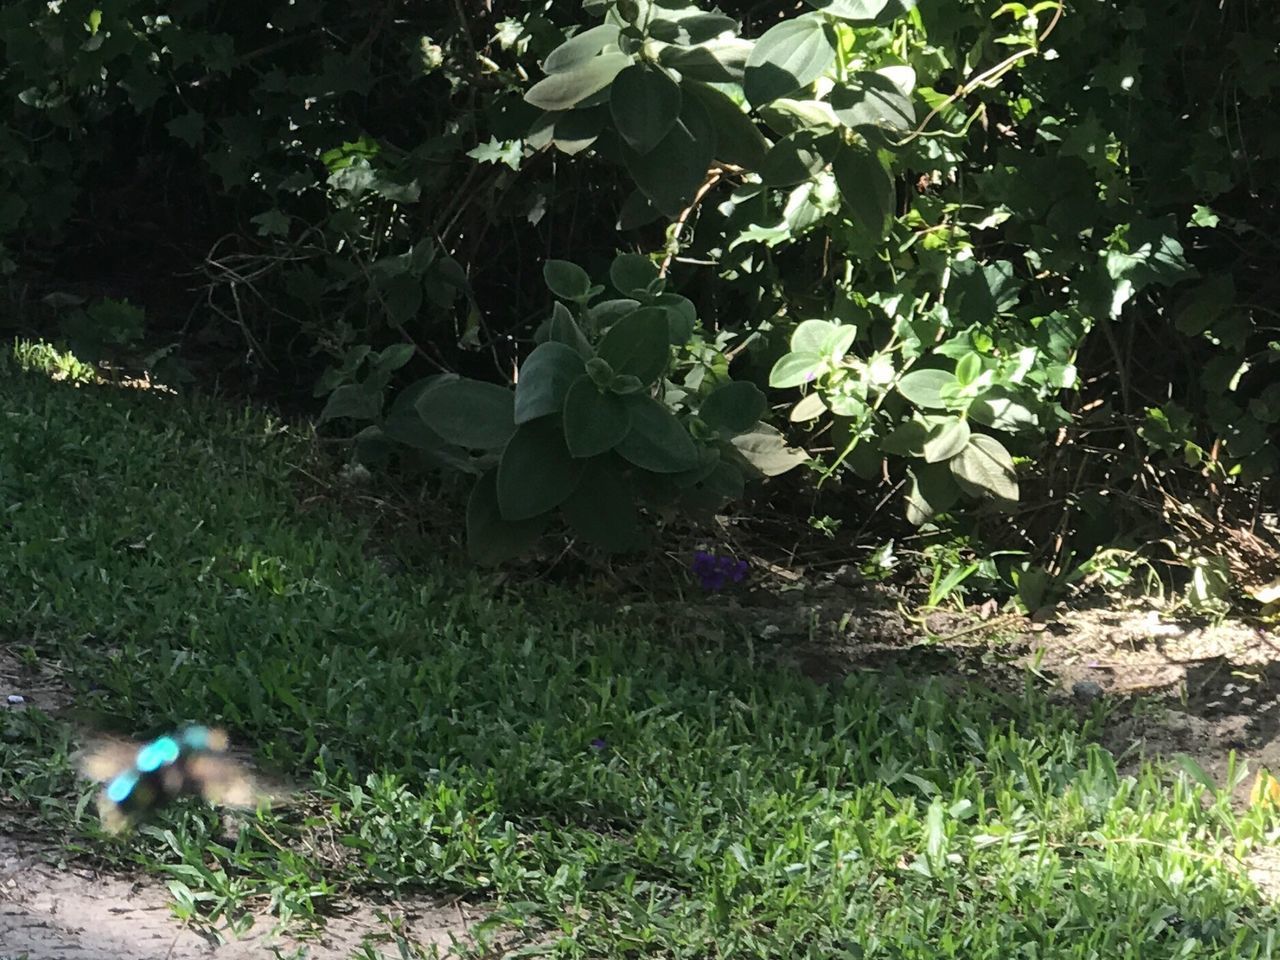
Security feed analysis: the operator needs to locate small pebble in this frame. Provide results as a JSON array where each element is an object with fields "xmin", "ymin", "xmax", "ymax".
[
  {"xmin": 6, "ymin": 694, "xmax": 25, "ymax": 705},
  {"xmin": 1072, "ymin": 680, "xmax": 1104, "ymax": 702}
]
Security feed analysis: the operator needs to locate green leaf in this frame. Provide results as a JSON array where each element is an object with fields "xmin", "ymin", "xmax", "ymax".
[
  {"xmin": 542, "ymin": 24, "xmax": 621, "ymax": 74},
  {"xmin": 954, "ymin": 353, "xmax": 982, "ymax": 387},
  {"xmin": 319, "ymin": 384, "xmax": 381, "ymax": 424},
  {"xmin": 616, "ymin": 396, "xmax": 699, "ymax": 473},
  {"xmin": 700, "ymin": 381, "xmax": 768, "ymax": 436},
  {"xmin": 656, "ymin": 38, "xmax": 753, "ymax": 84},
  {"xmin": 609, "ymin": 254, "xmax": 659, "ymax": 297},
  {"xmin": 791, "ymin": 318, "xmax": 855, "ymax": 357},
  {"xmin": 654, "ymin": 293, "xmax": 697, "ymax": 343},
  {"xmin": 803, "ymin": 0, "xmax": 890, "ymax": 20},
  {"xmin": 497, "ymin": 417, "xmax": 584, "ymax": 520},
  {"xmin": 549, "ymin": 301, "xmax": 595, "ymax": 358},
  {"xmin": 552, "ymin": 107, "xmax": 608, "ymax": 155},
  {"xmin": 597, "ymin": 306, "xmax": 671, "ymax": 385},
  {"xmin": 544, "ymin": 259, "xmax": 592, "ymax": 300},
  {"xmin": 729, "ymin": 423, "xmax": 809, "ymax": 477},
  {"xmin": 682, "ymin": 80, "xmax": 770, "ymax": 169},
  {"xmin": 610, "ymin": 64, "xmax": 682, "ymax": 154},
  {"xmin": 969, "ymin": 386, "xmax": 1039, "ymax": 432},
  {"xmin": 921, "ymin": 417, "xmax": 971, "ymax": 463},
  {"xmin": 526, "ymin": 52, "xmax": 632, "ymax": 112},
  {"xmin": 744, "ymin": 14, "xmax": 835, "ymax": 107},
  {"xmin": 897, "ymin": 369, "xmax": 956, "ymax": 410},
  {"xmin": 467, "ymin": 471, "xmax": 547, "ymax": 565},
  {"xmin": 758, "ymin": 129, "xmax": 834, "ymax": 186},
  {"xmin": 381, "ymin": 272, "xmax": 423, "ymax": 326},
  {"xmin": 561, "ymin": 458, "xmax": 644, "ymax": 551},
  {"xmin": 514, "ymin": 342, "xmax": 585, "ymax": 423},
  {"xmin": 622, "ymin": 92, "xmax": 716, "ymax": 217},
  {"xmin": 416, "ymin": 377, "xmax": 516, "ymax": 449},
  {"xmin": 830, "ymin": 69, "xmax": 916, "ymax": 134},
  {"xmin": 563, "ymin": 376, "xmax": 632, "ymax": 457},
  {"xmin": 832, "ymin": 144, "xmax": 894, "ymax": 239},
  {"xmin": 905, "ymin": 461, "xmax": 961, "ymax": 525},
  {"xmin": 950, "ymin": 434, "xmax": 1018, "ymax": 502},
  {"xmin": 769, "ymin": 351, "xmax": 822, "ymax": 389},
  {"xmin": 1103, "ymin": 217, "xmax": 1196, "ymax": 292}
]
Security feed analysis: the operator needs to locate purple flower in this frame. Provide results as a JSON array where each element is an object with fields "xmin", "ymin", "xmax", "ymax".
[
  {"xmin": 691, "ymin": 550, "xmax": 749, "ymax": 592},
  {"xmin": 590, "ymin": 738, "xmax": 607, "ymax": 751}
]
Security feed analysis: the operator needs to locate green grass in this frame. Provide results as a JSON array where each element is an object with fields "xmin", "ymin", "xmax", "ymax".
[{"xmin": 2, "ymin": 340, "xmax": 1279, "ymax": 959}]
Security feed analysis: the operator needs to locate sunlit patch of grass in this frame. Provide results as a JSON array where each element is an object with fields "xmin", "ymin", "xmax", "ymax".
[{"xmin": 3, "ymin": 349, "xmax": 1279, "ymax": 958}]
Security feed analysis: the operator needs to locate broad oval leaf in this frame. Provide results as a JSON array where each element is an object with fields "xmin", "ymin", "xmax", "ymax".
[
  {"xmin": 699, "ymin": 381, "xmax": 767, "ymax": 436},
  {"xmin": 514, "ymin": 342, "xmax": 585, "ymax": 423},
  {"xmin": 744, "ymin": 14, "xmax": 835, "ymax": 107},
  {"xmin": 832, "ymin": 143, "xmax": 894, "ymax": 239},
  {"xmin": 416, "ymin": 377, "xmax": 516, "ymax": 449},
  {"xmin": 543, "ymin": 259, "xmax": 592, "ymax": 300},
  {"xmin": 610, "ymin": 64, "xmax": 682, "ymax": 154},
  {"xmin": 497, "ymin": 417, "xmax": 584, "ymax": 520},
  {"xmin": 830, "ymin": 69, "xmax": 916, "ymax": 134},
  {"xmin": 542, "ymin": 24, "xmax": 621, "ymax": 74},
  {"xmin": 950, "ymin": 433, "xmax": 1019, "ymax": 502},
  {"xmin": 609, "ymin": 253, "xmax": 658, "ymax": 297},
  {"xmin": 467, "ymin": 471, "xmax": 548, "ymax": 565},
  {"xmin": 319, "ymin": 383, "xmax": 381, "ymax": 424},
  {"xmin": 803, "ymin": 0, "xmax": 890, "ymax": 21},
  {"xmin": 905, "ymin": 461, "xmax": 961, "ymax": 525},
  {"xmin": 682, "ymin": 80, "xmax": 770, "ymax": 169},
  {"xmin": 897, "ymin": 369, "xmax": 956, "ymax": 410},
  {"xmin": 526, "ymin": 52, "xmax": 632, "ymax": 112},
  {"xmin": 656, "ymin": 37, "xmax": 753, "ymax": 84},
  {"xmin": 597, "ymin": 306, "xmax": 671, "ymax": 385},
  {"xmin": 729, "ymin": 422, "xmax": 810, "ymax": 476},
  {"xmin": 921, "ymin": 417, "xmax": 971, "ymax": 463},
  {"xmin": 622, "ymin": 91, "xmax": 716, "ymax": 216},
  {"xmin": 563, "ymin": 376, "xmax": 633, "ymax": 456},
  {"xmin": 758, "ymin": 129, "xmax": 835, "ymax": 187},
  {"xmin": 790, "ymin": 391, "xmax": 827, "ymax": 422},
  {"xmin": 769, "ymin": 351, "xmax": 822, "ymax": 389},
  {"xmin": 616, "ymin": 396, "xmax": 699, "ymax": 473},
  {"xmin": 969, "ymin": 385, "xmax": 1040, "ymax": 432}
]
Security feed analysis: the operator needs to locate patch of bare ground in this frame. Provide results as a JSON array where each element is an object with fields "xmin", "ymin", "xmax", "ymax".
[{"xmin": 0, "ymin": 829, "xmax": 482, "ymax": 960}]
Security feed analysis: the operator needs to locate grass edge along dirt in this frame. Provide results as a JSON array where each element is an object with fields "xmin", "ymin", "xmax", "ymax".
[{"xmin": 2, "ymin": 340, "xmax": 1279, "ymax": 959}]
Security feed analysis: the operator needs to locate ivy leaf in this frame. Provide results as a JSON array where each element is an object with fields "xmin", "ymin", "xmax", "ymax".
[
  {"xmin": 610, "ymin": 64, "xmax": 682, "ymax": 154},
  {"xmin": 1103, "ymin": 217, "xmax": 1197, "ymax": 293},
  {"xmin": 744, "ymin": 14, "xmax": 835, "ymax": 107},
  {"xmin": 466, "ymin": 136, "xmax": 523, "ymax": 170},
  {"xmin": 526, "ymin": 52, "xmax": 632, "ymax": 112},
  {"xmin": 950, "ymin": 434, "xmax": 1019, "ymax": 502}
]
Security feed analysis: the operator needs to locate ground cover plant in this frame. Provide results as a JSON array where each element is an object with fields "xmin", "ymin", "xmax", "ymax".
[
  {"xmin": 2, "ymin": 0, "xmax": 1278, "ymax": 604},
  {"xmin": 3, "ymin": 345, "xmax": 1280, "ymax": 958}
]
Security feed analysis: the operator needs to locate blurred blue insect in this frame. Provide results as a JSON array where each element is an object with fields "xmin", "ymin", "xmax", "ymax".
[{"xmin": 77, "ymin": 724, "xmax": 267, "ymax": 832}]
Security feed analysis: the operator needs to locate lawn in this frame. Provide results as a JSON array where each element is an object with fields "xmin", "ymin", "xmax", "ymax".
[{"xmin": 2, "ymin": 341, "xmax": 1278, "ymax": 959}]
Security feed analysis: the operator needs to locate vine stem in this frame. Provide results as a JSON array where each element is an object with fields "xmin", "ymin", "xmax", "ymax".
[{"xmin": 658, "ymin": 167, "xmax": 729, "ymax": 278}]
